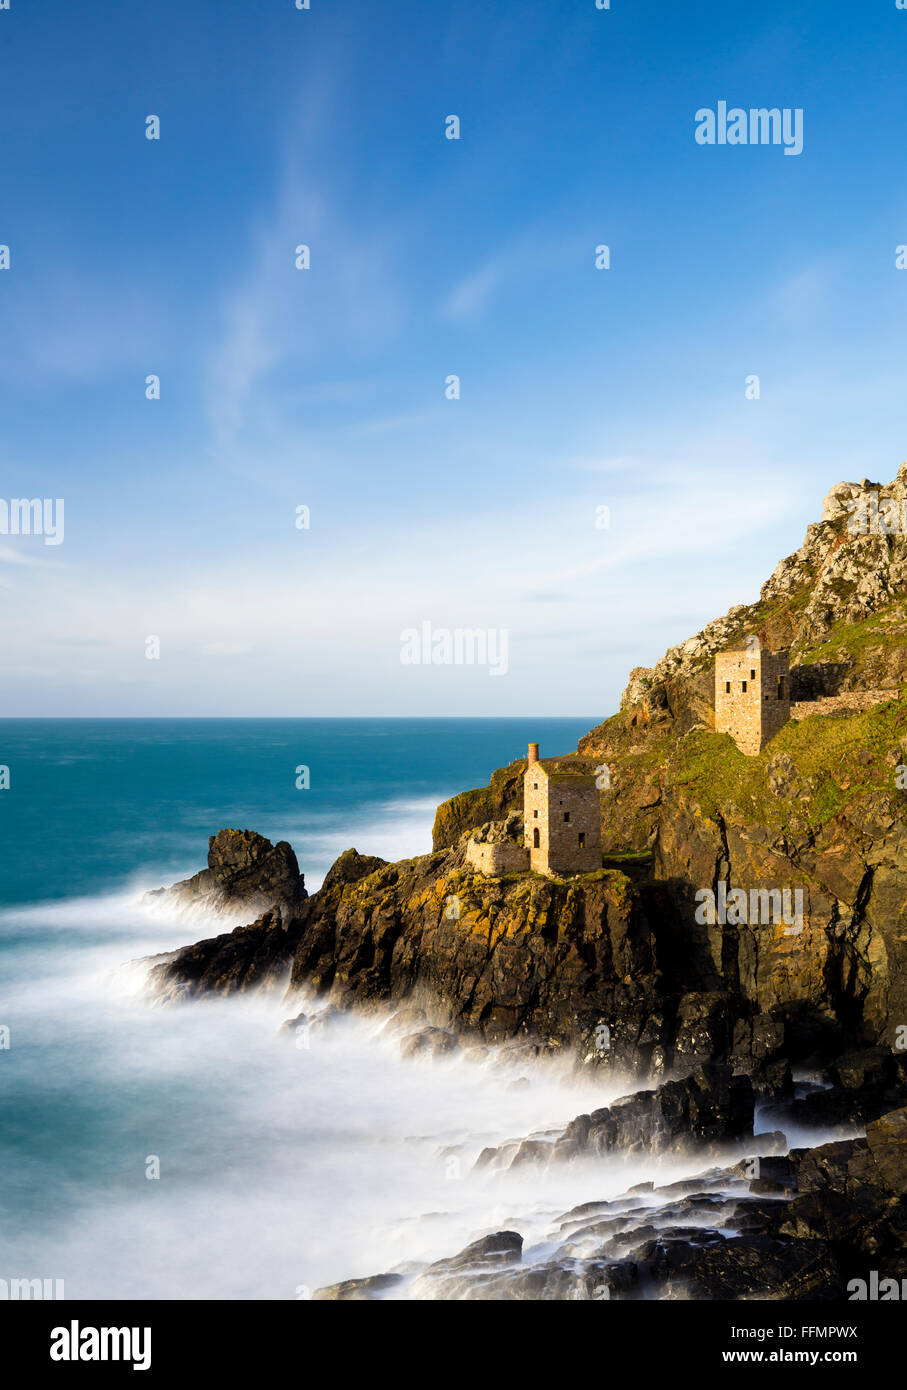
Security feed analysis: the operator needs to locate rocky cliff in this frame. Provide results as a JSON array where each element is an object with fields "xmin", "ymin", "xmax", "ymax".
[
  {"xmin": 620, "ymin": 462, "xmax": 907, "ymax": 720},
  {"xmin": 423, "ymin": 467, "xmax": 907, "ymax": 1070},
  {"xmin": 150, "ymin": 835, "xmax": 665, "ymax": 1071}
]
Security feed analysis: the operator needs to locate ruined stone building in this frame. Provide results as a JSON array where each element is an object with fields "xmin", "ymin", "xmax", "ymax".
[
  {"xmin": 523, "ymin": 743, "xmax": 602, "ymax": 875},
  {"xmin": 463, "ymin": 816, "xmax": 529, "ymax": 875},
  {"xmin": 714, "ymin": 649, "xmax": 791, "ymax": 755}
]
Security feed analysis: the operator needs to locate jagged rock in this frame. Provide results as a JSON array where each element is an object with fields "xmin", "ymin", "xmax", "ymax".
[
  {"xmin": 145, "ymin": 828, "xmax": 306, "ymax": 918},
  {"xmin": 672, "ymin": 991, "xmax": 732, "ymax": 1066},
  {"xmin": 308, "ymin": 1103, "xmax": 907, "ymax": 1300},
  {"xmin": 556, "ymin": 1065, "xmax": 755, "ymax": 1159},
  {"xmin": 616, "ymin": 465, "xmax": 907, "ymax": 714},
  {"xmin": 864, "ymin": 1106, "xmax": 907, "ymax": 1195},
  {"xmin": 432, "ymin": 762, "xmax": 526, "ymax": 850},
  {"xmin": 320, "ymin": 848, "xmax": 387, "ymax": 893},
  {"xmin": 770, "ymin": 1115, "xmax": 907, "ymax": 1282},
  {"xmin": 789, "ymin": 1137, "xmax": 868, "ymax": 1196},
  {"xmin": 473, "ymin": 1066, "xmax": 756, "ymax": 1171},
  {"xmin": 766, "ymin": 752, "xmax": 800, "ymax": 798},
  {"xmin": 464, "ymin": 812, "xmax": 524, "ymax": 846},
  {"xmin": 829, "ymin": 1045, "xmax": 899, "ymax": 1093},
  {"xmin": 147, "ymin": 906, "xmax": 301, "ymax": 1001},
  {"xmin": 509, "ymin": 1138, "xmax": 555, "ymax": 1167},
  {"xmin": 762, "ymin": 1055, "xmax": 907, "ymax": 1132},
  {"xmin": 278, "ymin": 1004, "xmax": 343, "ymax": 1039},
  {"xmin": 283, "ymin": 855, "xmax": 664, "ymax": 1062}
]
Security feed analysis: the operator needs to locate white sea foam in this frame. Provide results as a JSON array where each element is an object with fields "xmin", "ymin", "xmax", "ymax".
[
  {"xmin": 282, "ymin": 793, "xmax": 441, "ymax": 889},
  {"xmin": 0, "ymin": 956, "xmax": 723, "ymax": 1299}
]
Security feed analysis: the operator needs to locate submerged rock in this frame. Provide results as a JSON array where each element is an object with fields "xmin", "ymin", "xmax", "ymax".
[
  {"xmin": 312, "ymin": 1273, "xmax": 404, "ymax": 1301},
  {"xmin": 407, "ymin": 1231, "xmax": 523, "ymax": 1300},
  {"xmin": 398, "ymin": 1027, "xmax": 460, "ymax": 1061}
]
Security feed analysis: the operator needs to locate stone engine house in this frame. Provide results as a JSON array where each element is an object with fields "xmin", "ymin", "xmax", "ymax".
[
  {"xmin": 523, "ymin": 743, "xmax": 602, "ymax": 875},
  {"xmin": 714, "ymin": 648, "xmax": 791, "ymax": 755}
]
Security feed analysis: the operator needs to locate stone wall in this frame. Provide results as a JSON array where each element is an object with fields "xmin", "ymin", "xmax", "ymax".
[
  {"xmin": 761, "ymin": 651, "xmax": 791, "ymax": 744},
  {"xmin": 464, "ymin": 839, "xmax": 529, "ymax": 875},
  {"xmin": 790, "ymin": 690, "xmax": 896, "ymax": 721}
]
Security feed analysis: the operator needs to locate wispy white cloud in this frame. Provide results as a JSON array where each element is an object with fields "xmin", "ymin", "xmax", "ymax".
[
  {"xmin": 204, "ymin": 139, "xmax": 404, "ymax": 457},
  {"xmin": 440, "ymin": 229, "xmax": 586, "ymax": 323},
  {"xmin": 442, "ymin": 259, "xmax": 504, "ymax": 322},
  {"xmin": 0, "ymin": 450, "xmax": 805, "ymax": 716}
]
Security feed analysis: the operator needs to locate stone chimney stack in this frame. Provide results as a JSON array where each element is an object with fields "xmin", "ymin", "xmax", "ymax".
[{"xmin": 527, "ymin": 742, "xmax": 539, "ymax": 764}]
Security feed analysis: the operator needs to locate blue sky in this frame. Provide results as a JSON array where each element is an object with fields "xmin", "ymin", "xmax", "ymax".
[{"xmin": 1, "ymin": 0, "xmax": 906, "ymax": 716}]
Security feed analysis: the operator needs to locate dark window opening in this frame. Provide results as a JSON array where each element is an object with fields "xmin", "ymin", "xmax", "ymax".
[
  {"xmin": 750, "ymin": 669, "xmax": 756, "ymax": 680},
  {"xmin": 777, "ymin": 676, "xmax": 784, "ymax": 700},
  {"xmin": 533, "ymin": 828, "xmax": 540, "ymax": 849},
  {"xmin": 533, "ymin": 809, "xmax": 538, "ymax": 819},
  {"xmin": 742, "ymin": 681, "xmax": 748, "ymax": 692},
  {"xmin": 533, "ymin": 782, "xmax": 538, "ymax": 790},
  {"xmin": 725, "ymin": 681, "xmax": 731, "ymax": 694},
  {"xmin": 563, "ymin": 811, "xmax": 570, "ymax": 823},
  {"xmin": 578, "ymin": 833, "xmax": 586, "ymax": 848}
]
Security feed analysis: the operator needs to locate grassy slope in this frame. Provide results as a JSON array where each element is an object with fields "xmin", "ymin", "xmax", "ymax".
[{"xmin": 668, "ymin": 696, "xmax": 907, "ymax": 833}]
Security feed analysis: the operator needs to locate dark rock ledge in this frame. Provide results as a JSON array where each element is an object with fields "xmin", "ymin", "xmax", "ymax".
[{"xmin": 313, "ymin": 1105, "xmax": 907, "ymax": 1301}]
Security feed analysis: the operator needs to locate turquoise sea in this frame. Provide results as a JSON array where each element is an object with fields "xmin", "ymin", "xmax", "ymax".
[{"xmin": 0, "ymin": 718, "xmax": 597, "ymax": 905}]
